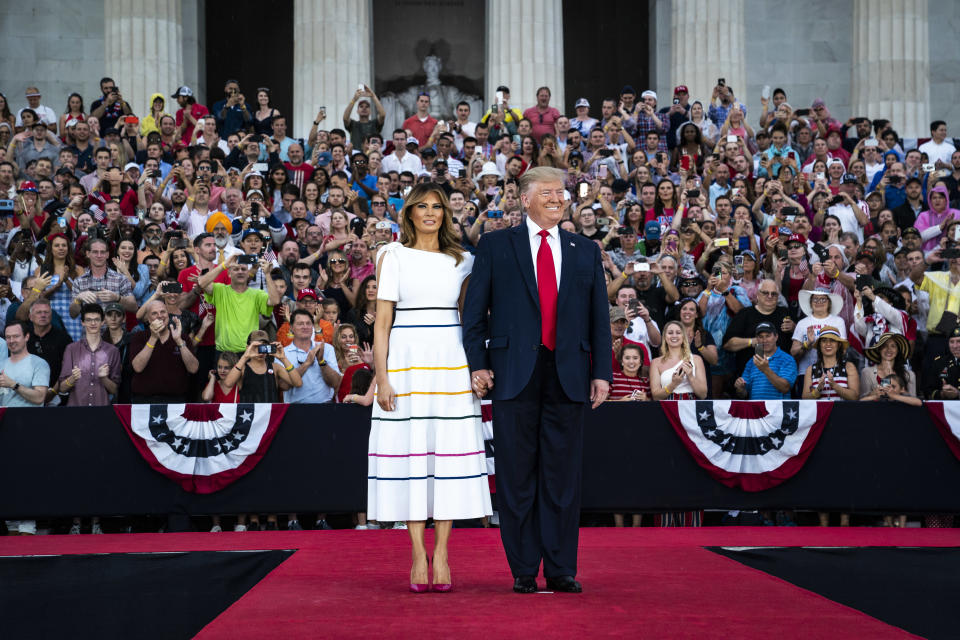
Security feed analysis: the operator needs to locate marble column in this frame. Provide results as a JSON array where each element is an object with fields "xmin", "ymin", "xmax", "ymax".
[
  {"xmin": 669, "ymin": 0, "xmax": 745, "ymax": 108},
  {"xmin": 486, "ymin": 0, "xmax": 565, "ymax": 112},
  {"xmin": 851, "ymin": 0, "xmax": 929, "ymax": 138},
  {"xmin": 104, "ymin": 0, "xmax": 183, "ymax": 119},
  {"xmin": 293, "ymin": 0, "xmax": 371, "ymax": 138}
]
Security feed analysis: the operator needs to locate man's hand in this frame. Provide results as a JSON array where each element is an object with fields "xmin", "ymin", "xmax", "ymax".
[
  {"xmin": 780, "ymin": 316, "xmax": 795, "ymax": 334},
  {"xmin": 590, "ymin": 379, "xmax": 610, "ymax": 409},
  {"xmin": 149, "ymin": 318, "xmax": 165, "ymax": 337},
  {"xmin": 170, "ymin": 316, "xmax": 183, "ymax": 343},
  {"xmin": 753, "ymin": 353, "xmax": 771, "ymax": 373},
  {"xmin": 471, "ymin": 369, "xmax": 494, "ymax": 398},
  {"xmin": 0, "ymin": 372, "xmax": 15, "ymax": 389},
  {"xmin": 97, "ymin": 363, "xmax": 111, "ymax": 379}
]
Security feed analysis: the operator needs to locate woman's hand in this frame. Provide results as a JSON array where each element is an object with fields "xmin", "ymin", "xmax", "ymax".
[
  {"xmin": 376, "ymin": 379, "xmax": 397, "ymax": 411},
  {"xmin": 360, "ymin": 341, "xmax": 374, "ymax": 366}
]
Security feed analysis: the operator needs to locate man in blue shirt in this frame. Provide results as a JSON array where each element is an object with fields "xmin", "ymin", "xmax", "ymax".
[
  {"xmin": 734, "ymin": 321, "xmax": 798, "ymax": 400},
  {"xmin": 211, "ymin": 79, "xmax": 253, "ymax": 138}
]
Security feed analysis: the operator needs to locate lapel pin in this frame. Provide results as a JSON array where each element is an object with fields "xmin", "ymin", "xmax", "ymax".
[{"xmin": 569, "ymin": 242, "xmax": 575, "ymax": 247}]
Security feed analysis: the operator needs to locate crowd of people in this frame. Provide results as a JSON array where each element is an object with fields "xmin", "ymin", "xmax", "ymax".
[{"xmin": 0, "ymin": 75, "xmax": 958, "ymax": 532}]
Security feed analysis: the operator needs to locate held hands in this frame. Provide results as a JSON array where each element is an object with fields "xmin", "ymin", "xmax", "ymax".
[{"xmin": 471, "ymin": 369, "xmax": 495, "ymax": 399}]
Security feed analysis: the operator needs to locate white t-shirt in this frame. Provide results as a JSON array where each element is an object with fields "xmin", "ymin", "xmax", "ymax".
[
  {"xmin": 792, "ymin": 313, "xmax": 847, "ymax": 373},
  {"xmin": 16, "ymin": 105, "xmax": 57, "ymax": 127},
  {"xmin": 827, "ymin": 200, "xmax": 867, "ymax": 242},
  {"xmin": 453, "ymin": 121, "xmax": 477, "ymax": 150},
  {"xmin": 918, "ymin": 139, "xmax": 956, "ymax": 166}
]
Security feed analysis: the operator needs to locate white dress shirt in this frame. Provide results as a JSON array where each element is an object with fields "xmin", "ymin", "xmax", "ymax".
[
  {"xmin": 526, "ymin": 216, "xmax": 561, "ymax": 290},
  {"xmin": 381, "ymin": 151, "xmax": 424, "ymax": 175}
]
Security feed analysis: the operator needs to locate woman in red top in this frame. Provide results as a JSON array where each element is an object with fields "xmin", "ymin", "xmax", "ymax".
[
  {"xmin": 202, "ymin": 352, "xmax": 240, "ymax": 403},
  {"xmin": 610, "ymin": 344, "xmax": 650, "ymax": 401}
]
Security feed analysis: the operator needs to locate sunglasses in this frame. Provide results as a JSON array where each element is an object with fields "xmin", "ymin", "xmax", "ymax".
[{"xmin": 329, "ymin": 258, "xmax": 346, "ymax": 264}]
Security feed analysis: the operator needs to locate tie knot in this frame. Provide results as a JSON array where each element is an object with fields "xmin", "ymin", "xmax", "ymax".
[{"xmin": 538, "ymin": 230, "xmax": 550, "ymax": 239}]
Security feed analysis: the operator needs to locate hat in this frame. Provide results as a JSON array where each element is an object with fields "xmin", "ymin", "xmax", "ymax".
[
  {"xmin": 31, "ymin": 121, "xmax": 47, "ymax": 129},
  {"xmin": 640, "ymin": 90, "xmax": 657, "ymax": 101},
  {"xmin": 644, "ymin": 220, "xmax": 661, "ymax": 240},
  {"xmin": 315, "ymin": 151, "xmax": 332, "ymax": 167},
  {"xmin": 755, "ymin": 321, "xmax": 777, "ymax": 336},
  {"xmin": 814, "ymin": 325, "xmax": 847, "ymax": 346},
  {"xmin": 420, "ymin": 147, "xmax": 437, "ymax": 158},
  {"xmin": 296, "ymin": 288, "xmax": 320, "ymax": 302},
  {"xmin": 495, "ymin": 85, "xmax": 510, "ymax": 94},
  {"xmin": 841, "ymin": 173, "xmax": 859, "ymax": 184},
  {"xmin": 678, "ymin": 269, "xmax": 703, "ymax": 287},
  {"xmin": 855, "ymin": 249, "xmax": 875, "ymax": 262},
  {"xmin": 241, "ymin": 229, "xmax": 263, "ymax": 242},
  {"xmin": 103, "ymin": 127, "xmax": 120, "ymax": 137},
  {"xmin": 204, "ymin": 211, "xmax": 232, "ymax": 233},
  {"xmin": 405, "ymin": 136, "xmax": 420, "ymax": 146},
  {"xmin": 17, "ymin": 180, "xmax": 38, "ymax": 193},
  {"xmin": 65, "ymin": 117, "xmax": 79, "ymax": 128},
  {"xmin": 811, "ymin": 98, "xmax": 826, "ymax": 109},
  {"xmin": 609, "ymin": 306, "xmax": 627, "ymax": 323},
  {"xmin": 124, "ymin": 115, "xmax": 139, "ymax": 125},
  {"xmin": 674, "ymin": 85, "xmax": 689, "ymax": 95},
  {"xmin": 245, "ymin": 189, "xmax": 264, "ymax": 200},
  {"xmin": 104, "ymin": 302, "xmax": 124, "ymax": 315},
  {"xmin": 738, "ymin": 249, "xmax": 758, "ymax": 261},
  {"xmin": 622, "ymin": 85, "xmax": 637, "ymax": 96},
  {"xmin": 901, "ymin": 226, "xmax": 920, "ymax": 237},
  {"xmin": 798, "ymin": 286, "xmax": 844, "ymax": 317},
  {"xmin": 55, "ymin": 166, "xmax": 74, "ymax": 176},
  {"xmin": 171, "ymin": 86, "xmax": 194, "ymax": 98},
  {"xmin": 123, "ymin": 162, "xmax": 140, "ymax": 173},
  {"xmin": 785, "ymin": 233, "xmax": 806, "ymax": 246},
  {"xmin": 864, "ymin": 332, "xmax": 910, "ymax": 364},
  {"xmin": 574, "ymin": 98, "xmax": 590, "ymax": 109},
  {"xmin": 478, "ymin": 162, "xmax": 501, "ymax": 178}
]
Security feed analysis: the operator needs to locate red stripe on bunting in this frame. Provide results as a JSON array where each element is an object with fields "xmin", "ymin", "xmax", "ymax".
[
  {"xmin": 114, "ymin": 404, "xmax": 287, "ymax": 494},
  {"xmin": 924, "ymin": 402, "xmax": 960, "ymax": 461},
  {"xmin": 660, "ymin": 400, "xmax": 833, "ymax": 492}
]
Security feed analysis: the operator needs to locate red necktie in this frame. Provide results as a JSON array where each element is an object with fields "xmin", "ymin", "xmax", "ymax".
[{"xmin": 537, "ymin": 229, "xmax": 558, "ymax": 350}]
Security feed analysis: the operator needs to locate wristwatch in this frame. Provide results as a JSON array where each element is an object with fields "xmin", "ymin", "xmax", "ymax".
[
  {"xmin": 318, "ymin": 360, "xmax": 327, "ymax": 367},
  {"xmin": 722, "ymin": 289, "xmax": 732, "ymax": 297},
  {"xmin": 12, "ymin": 383, "xmax": 19, "ymax": 391}
]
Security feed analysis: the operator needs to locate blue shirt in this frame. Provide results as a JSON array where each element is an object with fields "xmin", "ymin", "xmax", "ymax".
[
  {"xmin": 741, "ymin": 347, "xmax": 797, "ymax": 400},
  {"xmin": 0, "ymin": 353, "xmax": 50, "ymax": 407},
  {"xmin": 283, "ymin": 341, "xmax": 340, "ymax": 404},
  {"xmin": 211, "ymin": 99, "xmax": 252, "ymax": 137}
]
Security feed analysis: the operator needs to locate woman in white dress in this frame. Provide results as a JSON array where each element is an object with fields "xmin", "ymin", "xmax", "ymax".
[
  {"xmin": 649, "ymin": 321, "xmax": 709, "ymax": 400},
  {"xmin": 370, "ymin": 183, "xmax": 492, "ymax": 593}
]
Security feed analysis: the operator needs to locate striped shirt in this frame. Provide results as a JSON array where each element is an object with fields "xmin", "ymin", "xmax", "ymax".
[{"xmin": 611, "ymin": 373, "xmax": 650, "ymax": 400}]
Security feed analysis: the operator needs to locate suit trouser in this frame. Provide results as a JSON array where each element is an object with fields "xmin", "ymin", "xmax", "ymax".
[{"xmin": 492, "ymin": 347, "xmax": 585, "ymax": 578}]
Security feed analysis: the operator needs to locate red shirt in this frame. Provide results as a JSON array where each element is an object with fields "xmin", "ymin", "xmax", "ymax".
[
  {"xmin": 523, "ymin": 106, "xmax": 562, "ymax": 142},
  {"xmin": 402, "ymin": 114, "xmax": 438, "ymax": 148},
  {"xmin": 179, "ymin": 264, "xmax": 230, "ymax": 347},
  {"xmin": 611, "ymin": 372, "xmax": 651, "ymax": 400},
  {"xmin": 176, "ymin": 103, "xmax": 209, "ymax": 143},
  {"xmin": 612, "ymin": 337, "xmax": 650, "ymax": 374}
]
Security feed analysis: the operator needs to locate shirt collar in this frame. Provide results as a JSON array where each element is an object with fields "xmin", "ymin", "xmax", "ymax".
[{"xmin": 526, "ymin": 215, "xmax": 558, "ymax": 242}]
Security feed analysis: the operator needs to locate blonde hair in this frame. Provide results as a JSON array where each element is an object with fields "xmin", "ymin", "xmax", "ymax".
[{"xmin": 661, "ymin": 320, "xmax": 693, "ymax": 362}]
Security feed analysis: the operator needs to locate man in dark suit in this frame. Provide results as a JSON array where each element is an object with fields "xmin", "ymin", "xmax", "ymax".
[{"xmin": 463, "ymin": 166, "xmax": 612, "ymax": 594}]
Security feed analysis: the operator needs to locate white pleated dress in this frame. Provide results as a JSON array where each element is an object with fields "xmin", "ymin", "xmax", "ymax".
[{"xmin": 367, "ymin": 243, "xmax": 493, "ymax": 522}]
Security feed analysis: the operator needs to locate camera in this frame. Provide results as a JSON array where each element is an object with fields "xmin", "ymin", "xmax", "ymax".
[
  {"xmin": 257, "ymin": 344, "xmax": 277, "ymax": 355},
  {"xmin": 813, "ymin": 244, "xmax": 830, "ymax": 263}
]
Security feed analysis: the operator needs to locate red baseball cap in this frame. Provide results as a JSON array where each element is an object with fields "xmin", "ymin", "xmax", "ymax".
[
  {"xmin": 674, "ymin": 85, "xmax": 689, "ymax": 95},
  {"xmin": 296, "ymin": 288, "xmax": 320, "ymax": 301},
  {"xmin": 786, "ymin": 233, "xmax": 807, "ymax": 246},
  {"xmin": 17, "ymin": 180, "xmax": 37, "ymax": 193}
]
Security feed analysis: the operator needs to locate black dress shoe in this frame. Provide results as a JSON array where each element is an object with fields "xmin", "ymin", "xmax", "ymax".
[
  {"xmin": 545, "ymin": 576, "xmax": 582, "ymax": 593},
  {"xmin": 513, "ymin": 576, "xmax": 538, "ymax": 594}
]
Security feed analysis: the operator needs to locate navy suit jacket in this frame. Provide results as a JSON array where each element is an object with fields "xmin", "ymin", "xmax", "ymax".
[{"xmin": 462, "ymin": 222, "xmax": 613, "ymax": 403}]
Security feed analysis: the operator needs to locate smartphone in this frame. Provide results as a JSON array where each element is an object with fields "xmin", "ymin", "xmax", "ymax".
[
  {"xmin": 731, "ymin": 187, "xmax": 741, "ymax": 198},
  {"xmin": 252, "ymin": 162, "xmax": 268, "ymax": 173},
  {"xmin": 782, "ymin": 206, "xmax": 799, "ymax": 216},
  {"xmin": 923, "ymin": 163, "xmax": 935, "ymax": 172},
  {"xmin": 713, "ymin": 237, "xmax": 730, "ymax": 247},
  {"xmin": 627, "ymin": 299, "xmax": 641, "ymax": 312},
  {"xmin": 686, "ymin": 189, "xmax": 700, "ymax": 199},
  {"xmin": 816, "ymin": 172, "xmax": 825, "ymax": 180},
  {"xmin": 953, "ymin": 226, "xmax": 960, "ymax": 242},
  {"xmin": 636, "ymin": 262, "xmax": 650, "ymax": 272},
  {"xmin": 162, "ymin": 282, "xmax": 183, "ymax": 294},
  {"xmin": 680, "ymin": 155, "xmax": 691, "ymax": 171},
  {"xmin": 487, "ymin": 210, "xmax": 504, "ymax": 219},
  {"xmin": 237, "ymin": 254, "xmax": 259, "ymax": 265},
  {"xmin": 718, "ymin": 78, "xmax": 725, "ymax": 87},
  {"xmin": 713, "ymin": 266, "xmax": 723, "ymax": 278},
  {"xmin": 855, "ymin": 274, "xmax": 872, "ymax": 291},
  {"xmin": 754, "ymin": 341, "xmax": 765, "ymax": 359},
  {"xmin": 458, "ymin": 168, "xmax": 466, "ymax": 178},
  {"xmin": 667, "ymin": 238, "xmax": 677, "ymax": 252},
  {"xmin": 735, "ymin": 254, "xmax": 745, "ymax": 269},
  {"xmin": 170, "ymin": 237, "xmax": 189, "ymax": 249},
  {"xmin": 794, "ymin": 108, "xmax": 811, "ymax": 117},
  {"xmin": 761, "ymin": 85, "xmax": 771, "ymax": 100},
  {"xmin": 673, "ymin": 98, "xmax": 680, "ymax": 105},
  {"xmin": 402, "ymin": 186, "xmax": 412, "ymax": 197},
  {"xmin": 726, "ymin": 134, "xmax": 738, "ymax": 144},
  {"xmin": 496, "ymin": 91, "xmax": 504, "ymax": 105},
  {"xmin": 578, "ymin": 183, "xmax": 589, "ymax": 198},
  {"xmin": 257, "ymin": 344, "xmax": 277, "ymax": 355},
  {"xmin": 357, "ymin": 83, "xmax": 364, "ymax": 92},
  {"xmin": 57, "ymin": 216, "xmax": 67, "ymax": 227},
  {"xmin": 598, "ymin": 164, "xmax": 608, "ymax": 179}
]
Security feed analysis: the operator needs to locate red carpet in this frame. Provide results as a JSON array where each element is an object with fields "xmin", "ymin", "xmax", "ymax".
[{"xmin": 3, "ymin": 528, "xmax": 956, "ymax": 638}]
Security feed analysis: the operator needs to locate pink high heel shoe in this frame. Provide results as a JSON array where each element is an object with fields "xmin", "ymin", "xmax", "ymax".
[{"xmin": 409, "ymin": 583, "xmax": 430, "ymax": 593}]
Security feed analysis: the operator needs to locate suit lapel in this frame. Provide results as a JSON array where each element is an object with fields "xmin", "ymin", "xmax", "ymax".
[
  {"xmin": 511, "ymin": 224, "xmax": 540, "ymax": 307},
  {"xmin": 557, "ymin": 229, "xmax": 576, "ymax": 308}
]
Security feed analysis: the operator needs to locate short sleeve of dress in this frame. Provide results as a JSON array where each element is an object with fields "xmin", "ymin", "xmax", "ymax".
[
  {"xmin": 376, "ymin": 242, "xmax": 402, "ymax": 302},
  {"xmin": 457, "ymin": 251, "xmax": 475, "ymax": 285}
]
